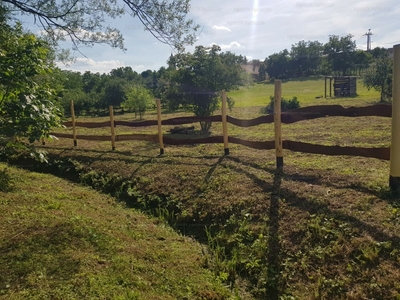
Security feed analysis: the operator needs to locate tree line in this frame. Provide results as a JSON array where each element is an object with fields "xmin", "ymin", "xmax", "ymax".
[{"xmin": 255, "ymin": 34, "xmax": 391, "ymax": 80}]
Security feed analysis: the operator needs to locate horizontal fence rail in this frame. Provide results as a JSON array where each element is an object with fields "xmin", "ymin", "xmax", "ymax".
[{"xmin": 48, "ymin": 95, "xmax": 392, "ymax": 163}]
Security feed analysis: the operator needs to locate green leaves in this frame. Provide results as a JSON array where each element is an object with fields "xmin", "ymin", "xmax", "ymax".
[
  {"xmin": 121, "ymin": 85, "xmax": 154, "ymax": 119},
  {"xmin": 0, "ymin": 13, "xmax": 63, "ymax": 147},
  {"xmin": 163, "ymin": 45, "xmax": 248, "ymax": 129}
]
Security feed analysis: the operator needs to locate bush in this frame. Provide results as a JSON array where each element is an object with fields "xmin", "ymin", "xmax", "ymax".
[
  {"xmin": 260, "ymin": 96, "xmax": 300, "ymax": 114},
  {"xmin": 0, "ymin": 168, "xmax": 14, "ymax": 192}
]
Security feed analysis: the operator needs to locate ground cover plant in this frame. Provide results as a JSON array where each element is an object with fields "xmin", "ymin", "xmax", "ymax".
[{"xmin": 3, "ymin": 77, "xmax": 400, "ymax": 299}]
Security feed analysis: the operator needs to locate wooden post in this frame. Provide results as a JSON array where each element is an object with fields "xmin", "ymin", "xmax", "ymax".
[
  {"xmin": 156, "ymin": 99, "xmax": 164, "ymax": 155},
  {"xmin": 70, "ymin": 100, "xmax": 77, "ymax": 146},
  {"xmin": 41, "ymin": 137, "xmax": 45, "ymax": 145},
  {"xmin": 324, "ymin": 77, "xmax": 327, "ymax": 98},
  {"xmin": 222, "ymin": 91, "xmax": 229, "ymax": 155},
  {"xmin": 109, "ymin": 105, "xmax": 116, "ymax": 151},
  {"xmin": 390, "ymin": 44, "xmax": 400, "ymax": 193},
  {"xmin": 274, "ymin": 80, "xmax": 283, "ymax": 169}
]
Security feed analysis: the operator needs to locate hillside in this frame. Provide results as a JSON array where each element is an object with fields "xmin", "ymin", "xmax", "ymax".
[
  {"xmin": 2, "ymin": 78, "xmax": 400, "ymax": 299},
  {"xmin": 0, "ymin": 163, "xmax": 232, "ymax": 300}
]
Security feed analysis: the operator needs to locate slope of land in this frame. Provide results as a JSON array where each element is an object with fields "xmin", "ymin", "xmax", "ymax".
[
  {"xmin": 0, "ymin": 163, "xmax": 232, "ymax": 300},
  {"xmin": 3, "ymin": 78, "xmax": 400, "ymax": 299}
]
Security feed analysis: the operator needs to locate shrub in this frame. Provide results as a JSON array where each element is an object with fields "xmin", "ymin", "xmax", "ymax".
[
  {"xmin": 260, "ymin": 96, "xmax": 300, "ymax": 114},
  {"xmin": 0, "ymin": 168, "xmax": 14, "ymax": 192}
]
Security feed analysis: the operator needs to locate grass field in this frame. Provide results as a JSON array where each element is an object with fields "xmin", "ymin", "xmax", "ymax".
[
  {"xmin": 0, "ymin": 163, "xmax": 232, "ymax": 299},
  {"xmin": 2, "ymin": 77, "xmax": 400, "ymax": 299}
]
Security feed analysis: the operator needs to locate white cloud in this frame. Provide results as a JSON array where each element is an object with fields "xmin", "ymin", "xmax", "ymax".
[
  {"xmin": 212, "ymin": 25, "xmax": 232, "ymax": 32},
  {"xmin": 221, "ymin": 41, "xmax": 243, "ymax": 50},
  {"xmin": 56, "ymin": 58, "xmax": 126, "ymax": 74}
]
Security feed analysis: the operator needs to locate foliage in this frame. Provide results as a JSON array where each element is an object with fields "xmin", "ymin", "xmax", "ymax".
[
  {"xmin": 323, "ymin": 34, "xmax": 357, "ymax": 76},
  {"xmin": 164, "ymin": 45, "xmax": 248, "ymax": 131},
  {"xmin": 261, "ymin": 96, "xmax": 300, "ymax": 114},
  {"xmin": 363, "ymin": 56, "xmax": 393, "ymax": 102},
  {"xmin": 290, "ymin": 40, "xmax": 324, "ymax": 76},
  {"xmin": 2, "ymin": 0, "xmax": 199, "ymax": 53},
  {"xmin": 265, "ymin": 49, "xmax": 292, "ymax": 79},
  {"xmin": 121, "ymin": 86, "xmax": 154, "ymax": 119},
  {"xmin": 0, "ymin": 167, "xmax": 14, "ymax": 192},
  {"xmin": 0, "ymin": 15, "xmax": 62, "ymax": 145}
]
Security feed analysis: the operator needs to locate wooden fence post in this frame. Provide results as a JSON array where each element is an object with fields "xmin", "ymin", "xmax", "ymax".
[
  {"xmin": 156, "ymin": 99, "xmax": 164, "ymax": 155},
  {"xmin": 109, "ymin": 105, "xmax": 116, "ymax": 150},
  {"xmin": 390, "ymin": 44, "xmax": 400, "ymax": 192},
  {"xmin": 222, "ymin": 91, "xmax": 229, "ymax": 155},
  {"xmin": 71, "ymin": 100, "xmax": 77, "ymax": 146},
  {"xmin": 274, "ymin": 80, "xmax": 283, "ymax": 169}
]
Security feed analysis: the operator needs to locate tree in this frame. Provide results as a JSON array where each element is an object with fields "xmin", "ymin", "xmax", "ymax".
[
  {"xmin": 164, "ymin": 45, "xmax": 248, "ymax": 131},
  {"xmin": 0, "ymin": 10, "xmax": 62, "ymax": 151},
  {"xmin": 3, "ymin": 0, "xmax": 199, "ymax": 52},
  {"xmin": 363, "ymin": 56, "xmax": 393, "ymax": 102},
  {"xmin": 324, "ymin": 34, "xmax": 357, "ymax": 75},
  {"xmin": 121, "ymin": 86, "xmax": 153, "ymax": 119},
  {"xmin": 290, "ymin": 40, "xmax": 323, "ymax": 76},
  {"xmin": 265, "ymin": 49, "xmax": 292, "ymax": 79}
]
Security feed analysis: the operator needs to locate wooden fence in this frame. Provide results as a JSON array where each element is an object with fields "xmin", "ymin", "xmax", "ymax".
[{"xmin": 48, "ymin": 83, "xmax": 392, "ymax": 166}]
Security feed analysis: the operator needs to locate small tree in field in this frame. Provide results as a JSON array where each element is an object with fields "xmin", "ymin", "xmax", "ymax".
[
  {"xmin": 121, "ymin": 86, "xmax": 153, "ymax": 119},
  {"xmin": 363, "ymin": 57, "xmax": 393, "ymax": 102},
  {"xmin": 164, "ymin": 45, "xmax": 249, "ymax": 131}
]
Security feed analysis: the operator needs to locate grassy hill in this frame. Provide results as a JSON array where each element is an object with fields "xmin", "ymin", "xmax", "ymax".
[
  {"xmin": 0, "ymin": 163, "xmax": 232, "ymax": 300},
  {"xmin": 2, "ymin": 77, "xmax": 400, "ymax": 299}
]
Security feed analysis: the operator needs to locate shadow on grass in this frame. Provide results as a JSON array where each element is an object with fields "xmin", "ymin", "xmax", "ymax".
[{"xmin": 267, "ymin": 169, "xmax": 282, "ymax": 300}]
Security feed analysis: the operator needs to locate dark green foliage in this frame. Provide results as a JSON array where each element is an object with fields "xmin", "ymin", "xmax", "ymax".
[
  {"xmin": 261, "ymin": 96, "xmax": 300, "ymax": 114},
  {"xmin": 0, "ymin": 167, "xmax": 14, "ymax": 192},
  {"xmin": 163, "ymin": 45, "xmax": 249, "ymax": 131},
  {"xmin": 0, "ymin": 10, "xmax": 63, "ymax": 146}
]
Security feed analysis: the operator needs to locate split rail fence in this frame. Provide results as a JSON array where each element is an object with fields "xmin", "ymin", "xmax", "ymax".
[{"xmin": 48, "ymin": 84, "xmax": 392, "ymax": 164}]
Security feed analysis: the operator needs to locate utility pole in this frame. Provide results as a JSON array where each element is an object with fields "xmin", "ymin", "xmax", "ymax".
[{"xmin": 364, "ymin": 29, "xmax": 373, "ymax": 52}]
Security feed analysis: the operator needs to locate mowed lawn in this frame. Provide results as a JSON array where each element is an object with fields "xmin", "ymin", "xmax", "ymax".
[{"xmin": 229, "ymin": 77, "xmax": 381, "ymax": 107}]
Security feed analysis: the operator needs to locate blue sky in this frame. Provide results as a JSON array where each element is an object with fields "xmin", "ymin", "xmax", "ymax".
[{"xmin": 19, "ymin": 0, "xmax": 400, "ymax": 74}]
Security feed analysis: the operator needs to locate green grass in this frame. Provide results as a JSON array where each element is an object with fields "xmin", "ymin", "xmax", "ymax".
[
  {"xmin": 0, "ymin": 163, "xmax": 232, "ymax": 300},
  {"xmin": 5, "ymin": 77, "xmax": 400, "ymax": 299},
  {"xmin": 229, "ymin": 77, "xmax": 381, "ymax": 108}
]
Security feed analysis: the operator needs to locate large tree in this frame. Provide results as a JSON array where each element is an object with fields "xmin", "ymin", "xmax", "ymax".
[
  {"xmin": 290, "ymin": 40, "xmax": 323, "ymax": 76},
  {"xmin": 3, "ymin": 0, "xmax": 199, "ymax": 52},
  {"xmin": 164, "ymin": 45, "xmax": 249, "ymax": 131},
  {"xmin": 324, "ymin": 34, "xmax": 357, "ymax": 75}
]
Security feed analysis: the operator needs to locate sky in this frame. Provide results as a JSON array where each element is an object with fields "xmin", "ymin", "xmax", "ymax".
[{"xmin": 17, "ymin": 0, "xmax": 400, "ymax": 74}]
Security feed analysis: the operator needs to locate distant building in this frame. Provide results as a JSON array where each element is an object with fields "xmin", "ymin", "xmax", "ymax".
[{"xmin": 240, "ymin": 63, "xmax": 260, "ymax": 80}]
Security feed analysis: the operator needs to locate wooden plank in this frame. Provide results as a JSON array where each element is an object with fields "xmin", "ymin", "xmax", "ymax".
[
  {"xmin": 390, "ymin": 43, "xmax": 400, "ymax": 191},
  {"xmin": 115, "ymin": 120, "xmax": 158, "ymax": 127},
  {"xmin": 283, "ymin": 140, "xmax": 390, "ymax": 160},
  {"xmin": 109, "ymin": 106, "xmax": 116, "ymax": 150},
  {"xmin": 228, "ymin": 137, "xmax": 275, "ymax": 150},
  {"xmin": 115, "ymin": 134, "xmax": 158, "ymax": 142},
  {"xmin": 274, "ymin": 80, "xmax": 283, "ymax": 168},
  {"xmin": 163, "ymin": 136, "xmax": 223, "ymax": 145},
  {"xmin": 162, "ymin": 115, "xmax": 221, "ymax": 126},
  {"xmin": 281, "ymin": 104, "xmax": 391, "ymax": 123},
  {"xmin": 50, "ymin": 132, "xmax": 111, "ymax": 141},
  {"xmin": 78, "ymin": 121, "xmax": 111, "ymax": 128},
  {"xmin": 227, "ymin": 115, "xmax": 273, "ymax": 127},
  {"xmin": 156, "ymin": 99, "xmax": 164, "ymax": 154},
  {"xmin": 222, "ymin": 91, "xmax": 229, "ymax": 155}
]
